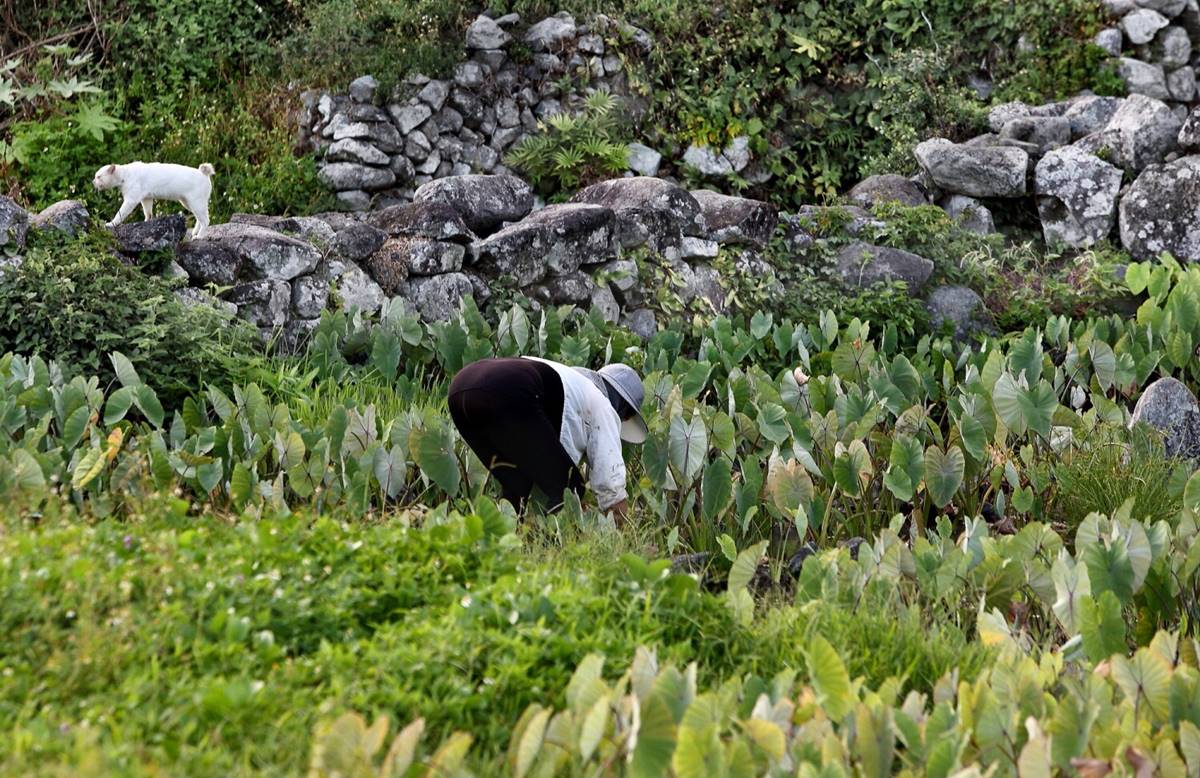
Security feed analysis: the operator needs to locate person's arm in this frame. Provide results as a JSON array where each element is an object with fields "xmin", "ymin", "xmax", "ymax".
[{"xmin": 584, "ymin": 391, "xmax": 628, "ymax": 512}]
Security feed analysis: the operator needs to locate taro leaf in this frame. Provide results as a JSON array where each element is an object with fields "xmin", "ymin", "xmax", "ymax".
[
  {"xmin": 728, "ymin": 540, "xmax": 768, "ymax": 593},
  {"xmin": 413, "ymin": 420, "xmax": 460, "ymax": 497},
  {"xmin": 373, "ymin": 445, "xmax": 407, "ymax": 500},
  {"xmin": 883, "ymin": 435, "xmax": 923, "ymax": 502},
  {"xmin": 1180, "ymin": 721, "xmax": 1200, "ymax": 776},
  {"xmin": 370, "ymin": 332, "xmax": 402, "ymax": 381},
  {"xmin": 957, "ymin": 411, "xmax": 986, "ymax": 464},
  {"xmin": 854, "ymin": 702, "xmax": 895, "ymax": 778},
  {"xmin": 744, "ymin": 718, "xmax": 787, "ymax": 764},
  {"xmin": 197, "ymin": 460, "xmax": 222, "ymax": 494},
  {"xmin": 831, "ymin": 338, "xmax": 876, "ymax": 383},
  {"xmin": 578, "ymin": 694, "xmax": 611, "ymax": 762},
  {"xmin": 1082, "ymin": 538, "xmax": 1135, "ymax": 605},
  {"xmin": 668, "ymin": 411, "xmax": 708, "ymax": 483},
  {"xmin": 923, "ymin": 445, "xmax": 964, "ymax": 509},
  {"xmin": 61, "ymin": 404, "xmax": 91, "ymax": 449},
  {"xmin": 756, "ymin": 402, "xmax": 791, "ymax": 445},
  {"xmin": 679, "ymin": 361, "xmax": 713, "ymax": 399},
  {"xmin": 1125, "ymin": 262, "xmax": 1150, "ymax": 294},
  {"xmin": 710, "ymin": 411, "xmax": 736, "ymax": 457},
  {"xmin": 701, "ymin": 457, "xmax": 733, "ymax": 521},
  {"xmin": 750, "ymin": 310, "xmax": 774, "ymax": 339},
  {"xmin": 109, "ymin": 351, "xmax": 142, "ymax": 388},
  {"xmin": 819, "ymin": 310, "xmax": 839, "ymax": 349},
  {"xmin": 565, "ymin": 654, "xmax": 606, "ymax": 712},
  {"xmin": 133, "ymin": 385, "xmax": 164, "ymax": 428},
  {"xmin": 1111, "ymin": 648, "xmax": 1171, "ymax": 722},
  {"xmin": 806, "ymin": 636, "xmax": 852, "ymax": 720},
  {"xmin": 630, "ymin": 693, "xmax": 677, "ymax": 778},
  {"xmin": 1183, "ymin": 469, "xmax": 1200, "ymax": 513},
  {"xmin": 673, "ymin": 723, "xmax": 724, "ymax": 778},
  {"xmin": 1167, "ymin": 330, "xmax": 1194, "ymax": 371},
  {"xmin": 11, "ymin": 449, "xmax": 45, "ymax": 490},
  {"xmin": 230, "ymin": 462, "xmax": 254, "ymax": 508},
  {"xmin": 766, "ymin": 451, "xmax": 814, "ymax": 515},
  {"xmin": 508, "ymin": 705, "xmax": 550, "ymax": 778},
  {"xmin": 1089, "ymin": 341, "xmax": 1116, "ymax": 392},
  {"xmin": 71, "ymin": 447, "xmax": 105, "ymax": 491},
  {"xmin": 103, "ymin": 386, "xmax": 135, "ymax": 426},
  {"xmin": 832, "ymin": 439, "xmax": 873, "ymax": 498},
  {"xmin": 1009, "ymin": 335, "xmax": 1043, "ymax": 384},
  {"xmin": 992, "ymin": 373, "xmax": 1056, "ymax": 439},
  {"xmin": 1051, "ymin": 555, "xmax": 1091, "ymax": 634},
  {"xmin": 275, "ymin": 430, "xmax": 306, "ymax": 470},
  {"xmin": 425, "ymin": 731, "xmax": 472, "ymax": 776},
  {"xmin": 717, "ymin": 533, "xmax": 738, "ymax": 563},
  {"xmin": 643, "ymin": 433, "xmax": 676, "ymax": 490},
  {"xmin": 1079, "ymin": 591, "xmax": 1127, "ymax": 663}
]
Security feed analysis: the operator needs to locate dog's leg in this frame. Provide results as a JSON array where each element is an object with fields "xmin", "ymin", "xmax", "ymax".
[
  {"xmin": 140, "ymin": 199, "xmax": 155, "ymax": 220},
  {"xmin": 184, "ymin": 197, "xmax": 209, "ymax": 239},
  {"xmin": 106, "ymin": 197, "xmax": 139, "ymax": 228}
]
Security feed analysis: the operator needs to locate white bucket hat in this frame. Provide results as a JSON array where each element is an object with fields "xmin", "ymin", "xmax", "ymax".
[{"xmin": 575, "ymin": 363, "xmax": 649, "ymax": 444}]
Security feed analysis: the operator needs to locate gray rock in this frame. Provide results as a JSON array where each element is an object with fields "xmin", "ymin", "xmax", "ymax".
[
  {"xmin": 472, "ymin": 203, "xmax": 616, "ymax": 285},
  {"xmin": 724, "ymin": 136, "xmax": 751, "ymax": 173},
  {"xmin": 1180, "ymin": 108, "xmax": 1200, "ymax": 149},
  {"xmin": 466, "ymin": 15, "xmax": 511, "ymax": 49},
  {"xmin": 113, "ymin": 215, "xmax": 187, "ymax": 254},
  {"xmin": 230, "ymin": 214, "xmax": 337, "ymax": 246},
  {"xmin": 334, "ymin": 264, "xmax": 386, "ymax": 313},
  {"xmin": 590, "ymin": 284, "xmax": 620, "ymax": 323},
  {"xmin": 1104, "ymin": 0, "xmax": 1137, "ymax": 15},
  {"xmin": 203, "ymin": 223, "xmax": 322, "ymax": 281},
  {"xmin": 348, "ymin": 75, "xmax": 379, "ymax": 103},
  {"xmin": 332, "ymin": 223, "xmax": 387, "ymax": 260},
  {"xmin": 31, "ymin": 200, "xmax": 89, "ymax": 237},
  {"xmin": 368, "ymin": 201, "xmax": 475, "ymax": 242},
  {"xmin": 417, "ymin": 81, "xmax": 450, "ymax": 112},
  {"xmin": 454, "ymin": 61, "xmax": 487, "ymax": 89},
  {"xmin": 1095, "ymin": 27, "xmax": 1125, "ymax": 56},
  {"xmin": 1118, "ymin": 58, "xmax": 1169, "ymax": 100},
  {"xmin": 570, "ymin": 177, "xmax": 707, "ymax": 251},
  {"xmin": 389, "ymin": 155, "xmax": 416, "ymax": 183},
  {"xmin": 347, "ymin": 103, "xmax": 390, "ymax": 123},
  {"xmin": 1138, "ymin": 0, "xmax": 1187, "ymax": 14},
  {"xmin": 225, "ymin": 280, "xmax": 291, "ymax": 327},
  {"xmin": 689, "ymin": 263, "xmax": 726, "ymax": 313},
  {"xmin": 332, "ymin": 121, "xmax": 402, "ymax": 153},
  {"xmin": 680, "ymin": 236, "xmax": 719, "ymax": 258},
  {"xmin": 318, "ymin": 162, "xmax": 396, "ymax": 191},
  {"xmin": 626, "ymin": 143, "xmax": 662, "ymax": 176},
  {"xmin": 1000, "ymin": 116, "xmax": 1073, "ymax": 156},
  {"xmin": 531, "ymin": 270, "xmax": 594, "ymax": 305},
  {"xmin": 495, "ymin": 97, "xmax": 520, "ymax": 128},
  {"xmin": 1034, "ymin": 146, "xmax": 1124, "ymax": 247},
  {"xmin": 326, "ymin": 138, "xmax": 389, "ymax": 166},
  {"xmin": 621, "ymin": 308, "xmax": 658, "ymax": 340},
  {"xmin": 835, "ymin": 242, "xmax": 934, "ymax": 296},
  {"xmin": 1119, "ymin": 155, "xmax": 1200, "ymax": 261},
  {"xmin": 1131, "ymin": 377, "xmax": 1200, "ymax": 446},
  {"xmin": 436, "ymin": 106, "xmax": 465, "ymax": 134},
  {"xmin": 336, "ymin": 190, "xmax": 371, "ymax": 211},
  {"xmin": 413, "ymin": 174, "xmax": 534, "ymax": 234},
  {"xmin": 405, "ymin": 272, "xmax": 474, "ymax": 321},
  {"xmin": 940, "ymin": 194, "xmax": 996, "ymax": 235},
  {"xmin": 925, "ymin": 285, "xmax": 993, "ymax": 341},
  {"xmin": 1104, "ymin": 93, "xmax": 1185, "ymax": 171},
  {"xmin": 1152, "ymin": 25, "xmax": 1193, "ymax": 66},
  {"xmin": 292, "ymin": 275, "xmax": 330, "ymax": 319},
  {"xmin": 368, "ymin": 237, "xmax": 464, "ymax": 292},
  {"xmin": 532, "ymin": 53, "xmax": 563, "ymax": 73},
  {"xmin": 415, "ymin": 150, "xmax": 442, "ymax": 176},
  {"xmin": 913, "ymin": 138, "xmax": 1029, "ymax": 197},
  {"xmin": 1065, "ymin": 96, "xmax": 1124, "ymax": 139},
  {"xmin": 278, "ymin": 319, "xmax": 319, "ymax": 355},
  {"xmin": 597, "ymin": 258, "xmax": 640, "ymax": 304},
  {"xmin": 846, "ymin": 174, "xmax": 927, "ymax": 208},
  {"xmin": 787, "ymin": 205, "xmax": 884, "ymax": 240},
  {"xmin": 690, "ymin": 189, "xmax": 778, "ymax": 248},
  {"xmin": 988, "ymin": 102, "xmax": 1033, "ymax": 133},
  {"xmin": 0, "ymin": 197, "xmax": 31, "ymax": 252},
  {"xmin": 389, "ymin": 102, "xmax": 433, "ymax": 135},
  {"xmin": 405, "ymin": 130, "xmax": 432, "ymax": 161},
  {"xmin": 491, "ymin": 126, "xmax": 523, "ymax": 150},
  {"xmin": 1167, "ymin": 66, "xmax": 1196, "ymax": 101},
  {"xmin": 1123, "ymin": 8, "xmax": 1171, "ymax": 44},
  {"xmin": 474, "ymin": 49, "xmax": 507, "ymax": 73},
  {"xmin": 175, "ymin": 239, "xmax": 242, "ymax": 285},
  {"xmin": 175, "ymin": 286, "xmax": 237, "ymax": 316},
  {"xmin": 682, "ymin": 144, "xmax": 732, "ymax": 177},
  {"xmin": 524, "ymin": 12, "xmax": 577, "ymax": 51}
]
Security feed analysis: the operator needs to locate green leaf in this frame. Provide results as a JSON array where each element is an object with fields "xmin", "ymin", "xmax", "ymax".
[
  {"xmin": 133, "ymin": 385, "xmax": 164, "ymax": 428},
  {"xmin": 717, "ymin": 534, "xmax": 737, "ymax": 564},
  {"xmin": 230, "ymin": 462, "xmax": 254, "ymax": 507},
  {"xmin": 71, "ymin": 447, "xmax": 105, "ymax": 491},
  {"xmin": 578, "ymin": 694, "xmax": 610, "ymax": 762},
  {"xmin": 1082, "ymin": 538, "xmax": 1135, "ymax": 605},
  {"xmin": 61, "ymin": 404, "xmax": 91, "ymax": 449},
  {"xmin": 1111, "ymin": 648, "xmax": 1171, "ymax": 722},
  {"xmin": 370, "ymin": 332, "xmax": 403, "ymax": 380},
  {"xmin": 414, "ymin": 421, "xmax": 460, "ymax": 497},
  {"xmin": 992, "ymin": 373, "xmax": 1056, "ymax": 439},
  {"xmin": 832, "ymin": 439, "xmax": 873, "ymax": 497},
  {"xmin": 508, "ymin": 705, "xmax": 550, "ymax": 778},
  {"xmin": 11, "ymin": 449, "xmax": 46, "ymax": 491},
  {"xmin": 923, "ymin": 444, "xmax": 965, "ymax": 509},
  {"xmin": 883, "ymin": 435, "xmax": 923, "ymax": 502},
  {"xmin": 71, "ymin": 101, "xmax": 120, "ymax": 141},
  {"xmin": 728, "ymin": 540, "xmax": 768, "ymax": 593},
  {"xmin": 701, "ymin": 458, "xmax": 733, "ymax": 521},
  {"xmin": 630, "ymin": 694, "xmax": 677, "ymax": 778},
  {"xmin": 103, "ymin": 386, "xmax": 135, "ymax": 425},
  {"xmin": 766, "ymin": 451, "xmax": 814, "ymax": 516},
  {"xmin": 668, "ymin": 411, "xmax": 708, "ymax": 484},
  {"xmin": 425, "ymin": 731, "xmax": 472, "ymax": 776},
  {"xmin": 109, "ymin": 351, "xmax": 141, "ymax": 388},
  {"xmin": 806, "ymin": 636, "xmax": 852, "ymax": 720},
  {"xmin": 1078, "ymin": 591, "xmax": 1126, "ymax": 663}
]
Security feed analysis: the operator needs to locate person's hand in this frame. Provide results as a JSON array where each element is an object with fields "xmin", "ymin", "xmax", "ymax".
[{"xmin": 608, "ymin": 499, "xmax": 630, "ymax": 527}]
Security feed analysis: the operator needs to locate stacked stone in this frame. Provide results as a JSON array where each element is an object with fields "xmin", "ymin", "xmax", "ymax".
[
  {"xmin": 298, "ymin": 12, "xmax": 652, "ymax": 211},
  {"xmin": 1097, "ymin": 0, "xmax": 1200, "ymax": 105}
]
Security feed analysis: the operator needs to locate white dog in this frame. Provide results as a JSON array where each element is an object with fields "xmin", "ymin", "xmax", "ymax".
[{"xmin": 93, "ymin": 161, "xmax": 214, "ymax": 238}]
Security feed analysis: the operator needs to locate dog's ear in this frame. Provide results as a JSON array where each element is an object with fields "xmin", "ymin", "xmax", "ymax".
[{"xmin": 105, "ymin": 164, "xmax": 116, "ymax": 173}]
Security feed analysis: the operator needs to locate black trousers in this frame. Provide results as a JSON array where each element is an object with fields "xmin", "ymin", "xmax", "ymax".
[{"xmin": 448, "ymin": 358, "xmax": 585, "ymax": 511}]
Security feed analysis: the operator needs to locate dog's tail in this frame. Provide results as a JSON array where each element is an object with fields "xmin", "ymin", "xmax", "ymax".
[{"xmin": 199, "ymin": 163, "xmax": 216, "ymax": 178}]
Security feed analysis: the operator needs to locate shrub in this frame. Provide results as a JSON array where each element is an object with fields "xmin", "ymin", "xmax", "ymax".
[
  {"xmin": 506, "ymin": 92, "xmax": 631, "ymax": 195},
  {"xmin": 0, "ymin": 231, "xmax": 260, "ymax": 403}
]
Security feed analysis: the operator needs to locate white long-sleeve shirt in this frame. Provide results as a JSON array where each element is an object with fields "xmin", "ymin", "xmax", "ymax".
[{"xmin": 524, "ymin": 357, "xmax": 628, "ymax": 510}]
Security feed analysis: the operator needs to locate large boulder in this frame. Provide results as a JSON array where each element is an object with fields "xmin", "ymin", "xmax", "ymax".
[
  {"xmin": 1034, "ymin": 146, "xmax": 1123, "ymax": 248},
  {"xmin": 913, "ymin": 138, "xmax": 1028, "ymax": 198},
  {"xmin": 570, "ymin": 177, "xmax": 706, "ymax": 251},
  {"xmin": 1065, "ymin": 96, "xmax": 1123, "ymax": 140},
  {"xmin": 224, "ymin": 280, "xmax": 291, "ymax": 328},
  {"xmin": 31, "ymin": 200, "xmax": 89, "ymax": 237},
  {"xmin": 1116, "ymin": 58, "xmax": 1169, "ymax": 101},
  {"xmin": 1122, "ymin": 8, "xmax": 1171, "ymax": 44},
  {"xmin": 835, "ymin": 242, "xmax": 934, "ymax": 296},
  {"xmin": 113, "ymin": 215, "xmax": 187, "ymax": 254},
  {"xmin": 846, "ymin": 175, "xmax": 927, "ymax": 208},
  {"xmin": 524, "ymin": 12, "xmax": 576, "ymax": 51},
  {"xmin": 204, "ymin": 223, "xmax": 322, "ymax": 280},
  {"xmin": 413, "ymin": 175, "xmax": 534, "ymax": 234},
  {"xmin": 0, "ymin": 196, "xmax": 30, "ymax": 253},
  {"xmin": 1119, "ymin": 155, "xmax": 1200, "ymax": 262},
  {"xmin": 405, "ymin": 272, "xmax": 475, "ymax": 321},
  {"xmin": 940, "ymin": 195, "xmax": 996, "ymax": 235},
  {"xmin": 472, "ymin": 203, "xmax": 616, "ymax": 285},
  {"xmin": 367, "ymin": 201, "xmax": 475, "ymax": 242},
  {"xmin": 1130, "ymin": 377, "xmax": 1200, "ymax": 460},
  {"xmin": 331, "ymin": 223, "xmax": 387, "ymax": 261},
  {"xmin": 925, "ymin": 285, "xmax": 994, "ymax": 341},
  {"xmin": 175, "ymin": 240, "xmax": 243, "ymax": 285},
  {"xmin": 1102, "ymin": 93, "xmax": 1185, "ymax": 172},
  {"xmin": 332, "ymin": 262, "xmax": 387, "ymax": 314},
  {"xmin": 690, "ymin": 190, "xmax": 778, "ymax": 248},
  {"xmin": 291, "ymin": 275, "xmax": 330, "ymax": 319},
  {"xmin": 530, "ymin": 270, "xmax": 595, "ymax": 305},
  {"xmin": 466, "ymin": 15, "xmax": 511, "ymax": 49},
  {"xmin": 999, "ymin": 116, "xmax": 1072, "ymax": 156}
]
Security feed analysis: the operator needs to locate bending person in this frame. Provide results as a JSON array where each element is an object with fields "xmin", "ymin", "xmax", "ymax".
[{"xmin": 447, "ymin": 356, "xmax": 647, "ymax": 518}]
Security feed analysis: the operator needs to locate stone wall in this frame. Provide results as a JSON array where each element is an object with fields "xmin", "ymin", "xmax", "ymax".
[
  {"xmin": 296, "ymin": 11, "xmax": 654, "ymax": 211},
  {"xmin": 1098, "ymin": 0, "xmax": 1200, "ymax": 104}
]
